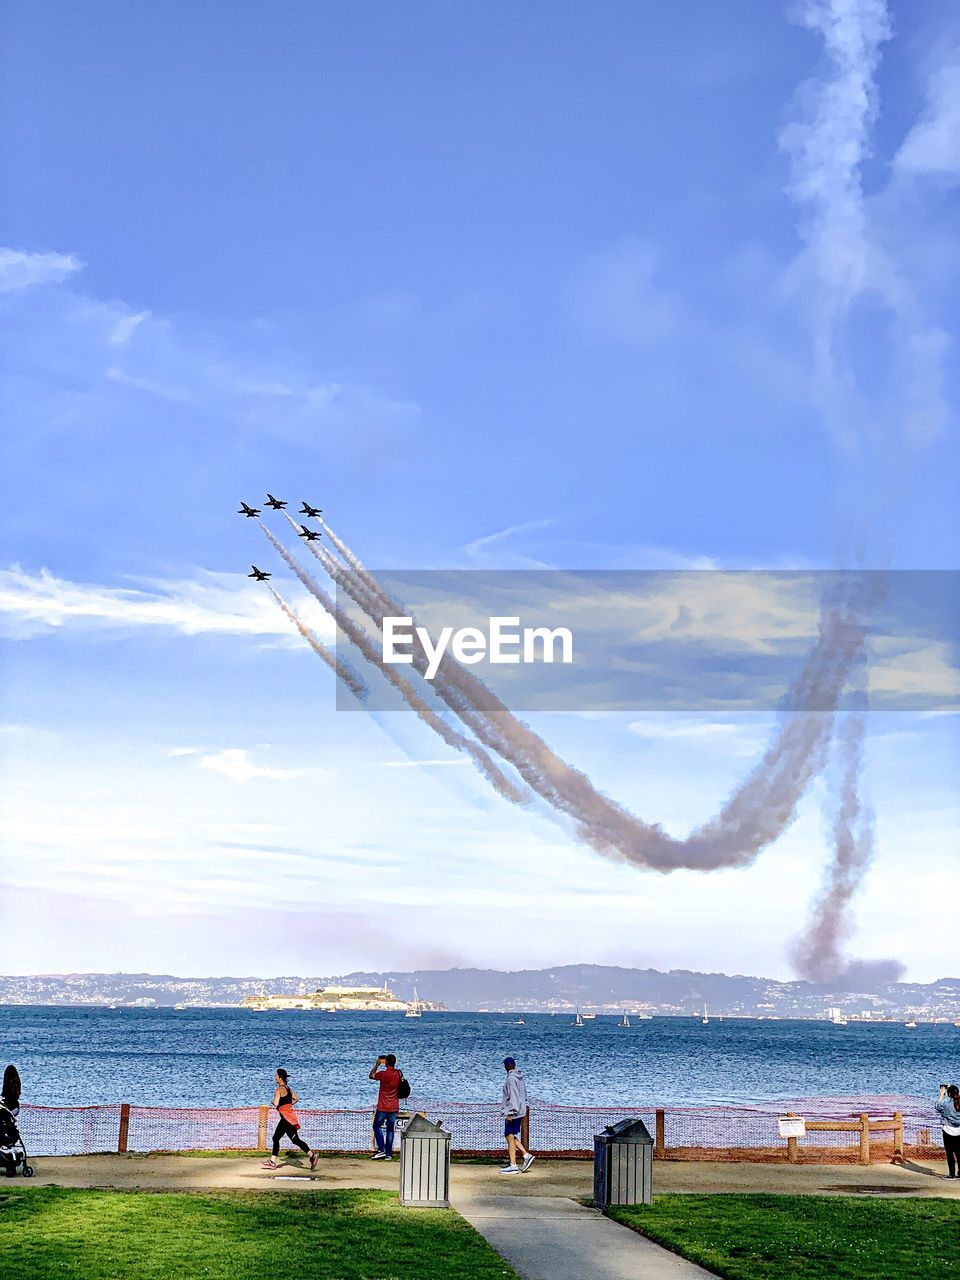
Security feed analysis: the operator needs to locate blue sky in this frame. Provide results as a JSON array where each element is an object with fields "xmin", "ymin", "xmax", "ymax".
[{"xmin": 1, "ymin": 1, "xmax": 957, "ymax": 982}]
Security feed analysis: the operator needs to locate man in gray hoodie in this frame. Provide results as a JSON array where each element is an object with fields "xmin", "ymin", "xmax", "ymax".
[{"xmin": 500, "ymin": 1057, "xmax": 535, "ymax": 1174}]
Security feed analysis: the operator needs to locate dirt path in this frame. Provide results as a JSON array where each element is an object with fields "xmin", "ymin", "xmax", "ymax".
[{"xmin": 18, "ymin": 1152, "xmax": 960, "ymax": 1199}]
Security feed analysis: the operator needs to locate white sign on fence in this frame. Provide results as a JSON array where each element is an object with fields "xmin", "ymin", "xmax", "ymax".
[{"xmin": 778, "ymin": 1116, "xmax": 806, "ymax": 1139}]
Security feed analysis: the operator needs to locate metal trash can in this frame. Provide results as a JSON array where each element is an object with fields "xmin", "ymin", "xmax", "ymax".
[
  {"xmin": 399, "ymin": 1113, "xmax": 451, "ymax": 1208},
  {"xmin": 593, "ymin": 1117, "xmax": 653, "ymax": 1209}
]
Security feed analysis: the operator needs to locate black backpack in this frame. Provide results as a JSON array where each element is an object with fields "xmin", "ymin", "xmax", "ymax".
[{"xmin": 397, "ymin": 1073, "xmax": 411, "ymax": 1101}]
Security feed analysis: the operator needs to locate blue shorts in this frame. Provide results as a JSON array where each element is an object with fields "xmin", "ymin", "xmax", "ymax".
[{"xmin": 504, "ymin": 1115, "xmax": 523, "ymax": 1137}]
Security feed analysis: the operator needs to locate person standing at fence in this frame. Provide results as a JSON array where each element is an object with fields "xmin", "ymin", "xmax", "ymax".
[
  {"xmin": 500, "ymin": 1057, "xmax": 534, "ymax": 1174},
  {"xmin": 368, "ymin": 1054, "xmax": 401, "ymax": 1160},
  {"xmin": 262, "ymin": 1068, "xmax": 319, "ymax": 1170},
  {"xmin": 936, "ymin": 1084, "xmax": 960, "ymax": 1178},
  {"xmin": 1, "ymin": 1066, "xmax": 20, "ymax": 1116}
]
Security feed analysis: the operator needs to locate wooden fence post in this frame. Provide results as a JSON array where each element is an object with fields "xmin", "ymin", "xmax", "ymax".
[
  {"xmin": 655, "ymin": 1109, "xmax": 665, "ymax": 1159},
  {"xmin": 893, "ymin": 1112, "xmax": 903, "ymax": 1161},
  {"xmin": 859, "ymin": 1113, "xmax": 870, "ymax": 1165},
  {"xmin": 785, "ymin": 1112, "xmax": 799, "ymax": 1165},
  {"xmin": 520, "ymin": 1106, "xmax": 530, "ymax": 1152},
  {"xmin": 117, "ymin": 1103, "xmax": 130, "ymax": 1155},
  {"xmin": 257, "ymin": 1105, "xmax": 269, "ymax": 1151}
]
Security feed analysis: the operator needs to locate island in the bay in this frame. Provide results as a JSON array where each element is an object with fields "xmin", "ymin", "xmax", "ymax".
[{"xmin": 241, "ymin": 982, "xmax": 444, "ymax": 1013}]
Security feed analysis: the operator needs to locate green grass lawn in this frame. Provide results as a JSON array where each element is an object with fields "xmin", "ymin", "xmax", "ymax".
[
  {"xmin": 609, "ymin": 1193, "xmax": 954, "ymax": 1280},
  {"xmin": 0, "ymin": 1187, "xmax": 518, "ymax": 1280}
]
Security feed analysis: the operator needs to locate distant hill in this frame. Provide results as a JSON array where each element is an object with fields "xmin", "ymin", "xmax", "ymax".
[{"xmin": 2, "ymin": 965, "xmax": 958, "ymax": 1018}]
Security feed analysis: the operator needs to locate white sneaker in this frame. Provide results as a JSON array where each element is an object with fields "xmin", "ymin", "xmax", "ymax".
[
  {"xmin": 499, "ymin": 1164, "xmax": 520, "ymax": 1174},
  {"xmin": 371, "ymin": 1152, "xmax": 387, "ymax": 1160},
  {"xmin": 521, "ymin": 1154, "xmax": 535, "ymax": 1172}
]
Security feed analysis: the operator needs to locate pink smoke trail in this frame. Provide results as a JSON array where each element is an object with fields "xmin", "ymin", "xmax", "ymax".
[{"xmin": 260, "ymin": 521, "xmax": 529, "ymax": 805}]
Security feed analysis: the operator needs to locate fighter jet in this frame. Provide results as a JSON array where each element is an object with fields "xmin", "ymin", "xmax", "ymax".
[
  {"xmin": 299, "ymin": 502, "xmax": 323, "ymax": 519},
  {"xmin": 265, "ymin": 494, "xmax": 287, "ymax": 510},
  {"xmin": 237, "ymin": 501, "xmax": 261, "ymax": 518},
  {"xmin": 297, "ymin": 524, "xmax": 322, "ymax": 542},
  {"xmin": 248, "ymin": 566, "xmax": 271, "ymax": 582}
]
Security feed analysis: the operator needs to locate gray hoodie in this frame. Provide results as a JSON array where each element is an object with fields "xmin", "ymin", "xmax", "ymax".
[{"xmin": 502, "ymin": 1068, "xmax": 527, "ymax": 1117}]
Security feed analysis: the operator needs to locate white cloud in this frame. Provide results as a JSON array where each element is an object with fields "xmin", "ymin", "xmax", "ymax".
[
  {"xmin": 868, "ymin": 637, "xmax": 960, "ymax": 699},
  {"xmin": 378, "ymin": 758, "xmax": 471, "ymax": 768},
  {"xmin": 465, "ymin": 520, "xmax": 557, "ymax": 562},
  {"xmin": 105, "ymin": 365, "xmax": 191, "ymax": 401},
  {"xmin": 109, "ymin": 310, "xmax": 150, "ymax": 347},
  {"xmin": 627, "ymin": 717, "xmax": 766, "ymax": 758},
  {"xmin": 196, "ymin": 748, "xmax": 316, "ymax": 782},
  {"xmin": 0, "ymin": 565, "xmax": 334, "ymax": 642},
  {"xmin": 895, "ymin": 61, "xmax": 960, "ymax": 180},
  {"xmin": 3, "ymin": 247, "xmax": 420, "ymax": 452},
  {"xmin": 0, "ymin": 247, "xmax": 83, "ymax": 292},
  {"xmin": 569, "ymin": 239, "xmax": 682, "ymax": 348}
]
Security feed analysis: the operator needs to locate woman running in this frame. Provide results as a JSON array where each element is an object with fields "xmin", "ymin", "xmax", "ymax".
[{"xmin": 262, "ymin": 1068, "xmax": 319, "ymax": 1170}]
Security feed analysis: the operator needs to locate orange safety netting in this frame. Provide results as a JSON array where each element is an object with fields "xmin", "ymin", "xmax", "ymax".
[{"xmin": 16, "ymin": 1093, "xmax": 940, "ymax": 1159}]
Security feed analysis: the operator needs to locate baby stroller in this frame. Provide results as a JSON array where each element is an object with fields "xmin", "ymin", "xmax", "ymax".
[{"xmin": 1, "ymin": 1064, "xmax": 32, "ymax": 1178}]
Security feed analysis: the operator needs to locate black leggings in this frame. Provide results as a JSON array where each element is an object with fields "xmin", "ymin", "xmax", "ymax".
[
  {"xmin": 944, "ymin": 1130, "xmax": 960, "ymax": 1177},
  {"xmin": 272, "ymin": 1118, "xmax": 309, "ymax": 1157}
]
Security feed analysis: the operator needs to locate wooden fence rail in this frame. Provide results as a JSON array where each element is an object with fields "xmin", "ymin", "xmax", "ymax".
[{"xmin": 781, "ymin": 1110, "xmax": 904, "ymax": 1165}]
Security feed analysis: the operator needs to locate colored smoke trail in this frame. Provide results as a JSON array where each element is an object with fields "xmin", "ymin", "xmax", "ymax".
[
  {"xmin": 261, "ymin": 522, "xmax": 530, "ymax": 805},
  {"xmin": 291, "ymin": 519, "xmax": 869, "ymax": 873},
  {"xmin": 266, "ymin": 583, "xmax": 367, "ymax": 701},
  {"xmin": 789, "ymin": 694, "xmax": 905, "ymax": 985}
]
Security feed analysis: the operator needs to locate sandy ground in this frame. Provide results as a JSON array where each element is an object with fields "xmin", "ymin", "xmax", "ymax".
[{"xmin": 15, "ymin": 1153, "xmax": 960, "ymax": 1200}]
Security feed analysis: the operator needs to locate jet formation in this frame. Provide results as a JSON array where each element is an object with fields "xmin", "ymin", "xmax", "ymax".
[{"xmin": 239, "ymin": 497, "xmax": 324, "ymax": 580}]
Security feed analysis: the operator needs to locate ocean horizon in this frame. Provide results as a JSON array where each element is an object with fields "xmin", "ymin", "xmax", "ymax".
[{"xmin": 4, "ymin": 1005, "xmax": 956, "ymax": 1112}]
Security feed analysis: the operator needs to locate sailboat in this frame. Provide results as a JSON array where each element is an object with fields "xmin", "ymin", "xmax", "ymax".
[
  {"xmin": 405, "ymin": 988, "xmax": 423, "ymax": 1019},
  {"xmin": 514, "ymin": 1015, "xmax": 526, "ymax": 1025},
  {"xmin": 619, "ymin": 1012, "xmax": 631, "ymax": 1028},
  {"xmin": 573, "ymin": 1007, "xmax": 584, "ymax": 1027},
  {"xmin": 701, "ymin": 1003, "xmax": 710, "ymax": 1026}
]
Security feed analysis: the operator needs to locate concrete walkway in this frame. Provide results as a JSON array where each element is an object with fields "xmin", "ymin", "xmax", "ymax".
[
  {"xmin": 455, "ymin": 1195, "xmax": 714, "ymax": 1280},
  {"xmin": 23, "ymin": 1152, "xmax": 960, "ymax": 1199}
]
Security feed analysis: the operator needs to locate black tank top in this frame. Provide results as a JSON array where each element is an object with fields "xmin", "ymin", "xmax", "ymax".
[{"xmin": 276, "ymin": 1086, "xmax": 293, "ymax": 1113}]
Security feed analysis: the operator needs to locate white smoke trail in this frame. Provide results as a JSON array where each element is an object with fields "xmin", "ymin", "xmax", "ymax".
[
  {"xmin": 780, "ymin": 0, "xmax": 908, "ymax": 979},
  {"xmin": 780, "ymin": 0, "xmax": 892, "ymax": 446},
  {"xmin": 260, "ymin": 521, "xmax": 530, "ymax": 805}
]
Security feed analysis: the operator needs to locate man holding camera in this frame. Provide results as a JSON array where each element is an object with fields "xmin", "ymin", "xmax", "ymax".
[{"xmin": 368, "ymin": 1054, "xmax": 402, "ymax": 1160}]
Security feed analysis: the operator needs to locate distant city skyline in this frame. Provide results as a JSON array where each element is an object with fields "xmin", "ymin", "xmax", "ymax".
[
  {"xmin": 2, "ymin": 965, "xmax": 958, "ymax": 1021},
  {"xmin": 1, "ymin": 2, "xmax": 957, "ymax": 982}
]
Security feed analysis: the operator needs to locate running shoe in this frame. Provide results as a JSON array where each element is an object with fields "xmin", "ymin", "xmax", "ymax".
[
  {"xmin": 309, "ymin": 1151, "xmax": 320, "ymax": 1171},
  {"xmin": 371, "ymin": 1152, "xmax": 387, "ymax": 1160},
  {"xmin": 261, "ymin": 1159, "xmax": 280, "ymax": 1169},
  {"xmin": 521, "ymin": 1154, "xmax": 535, "ymax": 1173},
  {"xmin": 499, "ymin": 1164, "xmax": 520, "ymax": 1174}
]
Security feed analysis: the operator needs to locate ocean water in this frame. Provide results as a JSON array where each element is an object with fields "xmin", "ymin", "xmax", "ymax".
[{"xmin": 2, "ymin": 1007, "xmax": 956, "ymax": 1111}]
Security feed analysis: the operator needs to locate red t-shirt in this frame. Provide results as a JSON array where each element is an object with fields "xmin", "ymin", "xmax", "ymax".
[{"xmin": 375, "ymin": 1066, "xmax": 401, "ymax": 1113}]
